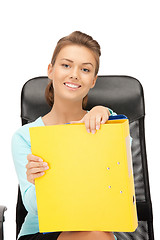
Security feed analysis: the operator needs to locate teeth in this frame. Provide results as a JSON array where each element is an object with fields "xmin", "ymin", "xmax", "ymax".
[{"xmin": 65, "ymin": 83, "xmax": 80, "ymax": 88}]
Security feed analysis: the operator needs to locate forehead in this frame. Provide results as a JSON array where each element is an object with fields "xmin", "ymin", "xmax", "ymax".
[{"xmin": 57, "ymin": 45, "xmax": 96, "ymax": 65}]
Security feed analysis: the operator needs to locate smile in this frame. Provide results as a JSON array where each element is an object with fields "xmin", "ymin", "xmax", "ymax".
[{"xmin": 64, "ymin": 83, "xmax": 81, "ymax": 90}]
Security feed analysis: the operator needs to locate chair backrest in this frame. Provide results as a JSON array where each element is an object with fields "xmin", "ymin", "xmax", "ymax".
[{"xmin": 17, "ymin": 75, "xmax": 154, "ymax": 240}]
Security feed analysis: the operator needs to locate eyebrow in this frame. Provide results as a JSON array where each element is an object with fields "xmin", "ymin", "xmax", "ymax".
[{"xmin": 60, "ymin": 58, "xmax": 94, "ymax": 67}]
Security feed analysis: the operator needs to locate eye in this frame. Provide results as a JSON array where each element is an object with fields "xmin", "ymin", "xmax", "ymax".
[
  {"xmin": 62, "ymin": 64, "xmax": 70, "ymax": 68},
  {"xmin": 82, "ymin": 68, "xmax": 90, "ymax": 72}
]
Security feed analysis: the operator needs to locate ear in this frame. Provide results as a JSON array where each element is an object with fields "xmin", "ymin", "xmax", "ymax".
[
  {"xmin": 48, "ymin": 63, "xmax": 54, "ymax": 79},
  {"xmin": 90, "ymin": 75, "xmax": 97, "ymax": 89}
]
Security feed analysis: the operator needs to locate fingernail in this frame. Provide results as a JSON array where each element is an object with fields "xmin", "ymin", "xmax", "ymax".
[
  {"xmin": 96, "ymin": 125, "xmax": 100, "ymax": 130},
  {"xmin": 87, "ymin": 129, "xmax": 90, "ymax": 133},
  {"xmin": 43, "ymin": 162, "xmax": 48, "ymax": 166},
  {"xmin": 101, "ymin": 120, "xmax": 105, "ymax": 124},
  {"xmin": 92, "ymin": 130, "xmax": 96, "ymax": 134},
  {"xmin": 39, "ymin": 158, "xmax": 43, "ymax": 162}
]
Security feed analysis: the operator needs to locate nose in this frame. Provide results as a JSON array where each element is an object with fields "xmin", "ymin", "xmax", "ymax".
[{"xmin": 70, "ymin": 67, "xmax": 79, "ymax": 80}]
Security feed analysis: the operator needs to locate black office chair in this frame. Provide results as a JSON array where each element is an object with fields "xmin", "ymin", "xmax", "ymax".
[
  {"xmin": 15, "ymin": 75, "xmax": 154, "ymax": 240},
  {"xmin": 0, "ymin": 205, "xmax": 7, "ymax": 240}
]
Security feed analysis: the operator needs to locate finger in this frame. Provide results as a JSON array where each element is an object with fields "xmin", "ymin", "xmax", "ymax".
[
  {"xmin": 26, "ymin": 165, "xmax": 48, "ymax": 183},
  {"xmin": 84, "ymin": 117, "xmax": 90, "ymax": 133},
  {"xmin": 106, "ymin": 108, "xmax": 111, "ymax": 118},
  {"xmin": 27, "ymin": 166, "xmax": 49, "ymax": 175},
  {"xmin": 28, "ymin": 165, "xmax": 49, "ymax": 174},
  {"xmin": 26, "ymin": 160, "xmax": 48, "ymax": 168},
  {"xmin": 90, "ymin": 116, "xmax": 96, "ymax": 134},
  {"xmin": 95, "ymin": 115, "xmax": 102, "ymax": 130},
  {"xmin": 27, "ymin": 154, "xmax": 43, "ymax": 162},
  {"xmin": 101, "ymin": 114, "xmax": 109, "ymax": 124},
  {"xmin": 34, "ymin": 172, "xmax": 45, "ymax": 179}
]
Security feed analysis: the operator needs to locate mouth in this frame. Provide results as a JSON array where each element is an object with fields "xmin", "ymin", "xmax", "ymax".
[{"xmin": 64, "ymin": 82, "xmax": 81, "ymax": 90}]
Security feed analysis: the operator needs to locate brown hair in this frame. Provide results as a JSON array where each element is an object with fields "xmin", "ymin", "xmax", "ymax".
[{"xmin": 45, "ymin": 31, "xmax": 101, "ymax": 108}]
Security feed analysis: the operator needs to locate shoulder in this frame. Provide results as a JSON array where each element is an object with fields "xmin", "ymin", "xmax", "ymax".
[{"xmin": 11, "ymin": 117, "xmax": 43, "ymax": 148}]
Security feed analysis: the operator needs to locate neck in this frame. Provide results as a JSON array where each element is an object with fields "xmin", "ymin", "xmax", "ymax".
[{"xmin": 45, "ymin": 96, "xmax": 87, "ymax": 125}]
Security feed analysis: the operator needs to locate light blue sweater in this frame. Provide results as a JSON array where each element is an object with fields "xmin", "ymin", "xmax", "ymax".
[{"xmin": 11, "ymin": 109, "xmax": 118, "ymax": 239}]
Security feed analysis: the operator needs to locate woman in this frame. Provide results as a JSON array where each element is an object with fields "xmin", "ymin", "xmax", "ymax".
[{"xmin": 12, "ymin": 31, "xmax": 117, "ymax": 240}]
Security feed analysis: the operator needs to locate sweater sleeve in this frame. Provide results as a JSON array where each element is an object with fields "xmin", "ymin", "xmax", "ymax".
[
  {"xmin": 11, "ymin": 129, "xmax": 38, "ymax": 216},
  {"xmin": 108, "ymin": 107, "xmax": 117, "ymax": 116}
]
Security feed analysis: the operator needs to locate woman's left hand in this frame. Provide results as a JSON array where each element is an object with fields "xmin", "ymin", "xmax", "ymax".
[{"xmin": 70, "ymin": 106, "xmax": 110, "ymax": 134}]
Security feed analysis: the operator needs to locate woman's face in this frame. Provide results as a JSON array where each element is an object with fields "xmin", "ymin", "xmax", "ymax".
[{"xmin": 48, "ymin": 44, "xmax": 97, "ymax": 103}]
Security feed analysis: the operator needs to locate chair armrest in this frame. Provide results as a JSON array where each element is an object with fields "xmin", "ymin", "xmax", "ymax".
[{"xmin": 0, "ymin": 205, "xmax": 7, "ymax": 240}]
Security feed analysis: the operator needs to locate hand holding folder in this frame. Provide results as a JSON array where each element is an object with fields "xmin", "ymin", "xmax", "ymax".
[{"xmin": 29, "ymin": 115, "xmax": 138, "ymax": 233}]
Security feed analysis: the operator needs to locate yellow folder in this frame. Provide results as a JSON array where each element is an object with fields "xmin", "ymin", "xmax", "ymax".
[{"xmin": 29, "ymin": 117, "xmax": 138, "ymax": 233}]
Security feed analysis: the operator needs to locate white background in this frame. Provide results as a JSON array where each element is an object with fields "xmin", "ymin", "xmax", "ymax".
[{"xmin": 0, "ymin": 1, "xmax": 159, "ymax": 239}]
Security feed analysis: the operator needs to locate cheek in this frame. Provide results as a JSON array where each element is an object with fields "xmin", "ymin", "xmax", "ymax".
[
  {"xmin": 52, "ymin": 68, "xmax": 69, "ymax": 90},
  {"xmin": 53, "ymin": 67, "xmax": 67, "ymax": 81},
  {"xmin": 82, "ymin": 74, "xmax": 95, "ymax": 87}
]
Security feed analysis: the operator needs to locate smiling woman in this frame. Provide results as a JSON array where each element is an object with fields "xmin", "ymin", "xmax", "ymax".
[{"xmin": 12, "ymin": 31, "xmax": 117, "ymax": 240}]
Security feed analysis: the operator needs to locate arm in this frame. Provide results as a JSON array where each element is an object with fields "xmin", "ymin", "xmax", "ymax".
[
  {"xmin": 11, "ymin": 131, "xmax": 38, "ymax": 215},
  {"xmin": 71, "ymin": 106, "xmax": 133, "ymax": 145},
  {"xmin": 70, "ymin": 106, "xmax": 117, "ymax": 134}
]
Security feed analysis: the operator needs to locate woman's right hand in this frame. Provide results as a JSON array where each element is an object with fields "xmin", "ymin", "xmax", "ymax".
[{"xmin": 26, "ymin": 154, "xmax": 49, "ymax": 184}]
